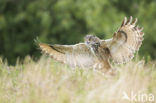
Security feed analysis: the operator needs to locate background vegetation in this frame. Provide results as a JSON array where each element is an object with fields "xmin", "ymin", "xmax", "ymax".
[
  {"xmin": 0, "ymin": 56, "xmax": 155, "ymax": 103},
  {"xmin": 0, "ymin": 1, "xmax": 156, "ymax": 102},
  {"xmin": 0, "ymin": 0, "xmax": 156, "ymax": 64}
]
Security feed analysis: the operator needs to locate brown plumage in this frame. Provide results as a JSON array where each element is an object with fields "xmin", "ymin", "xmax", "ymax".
[{"xmin": 38, "ymin": 16, "xmax": 144, "ymax": 72}]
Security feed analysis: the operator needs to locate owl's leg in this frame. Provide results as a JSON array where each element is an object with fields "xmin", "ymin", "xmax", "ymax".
[
  {"xmin": 95, "ymin": 60, "xmax": 117, "ymax": 76},
  {"xmin": 93, "ymin": 63, "xmax": 98, "ymax": 70},
  {"xmin": 103, "ymin": 60, "xmax": 112, "ymax": 70},
  {"xmin": 99, "ymin": 60, "xmax": 111, "ymax": 72}
]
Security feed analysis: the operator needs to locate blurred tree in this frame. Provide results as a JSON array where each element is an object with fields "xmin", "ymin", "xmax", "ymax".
[{"xmin": 0, "ymin": 0, "xmax": 156, "ymax": 64}]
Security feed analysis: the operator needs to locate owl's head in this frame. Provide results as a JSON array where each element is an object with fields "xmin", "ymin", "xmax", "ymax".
[{"xmin": 84, "ymin": 35, "xmax": 101, "ymax": 48}]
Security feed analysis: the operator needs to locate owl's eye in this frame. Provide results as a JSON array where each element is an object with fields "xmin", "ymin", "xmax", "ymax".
[{"xmin": 95, "ymin": 42, "xmax": 100, "ymax": 46}]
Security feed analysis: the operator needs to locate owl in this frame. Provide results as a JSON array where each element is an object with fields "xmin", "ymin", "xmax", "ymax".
[{"xmin": 38, "ymin": 16, "xmax": 144, "ymax": 72}]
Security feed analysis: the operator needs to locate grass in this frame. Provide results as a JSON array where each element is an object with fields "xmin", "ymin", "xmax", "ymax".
[{"xmin": 0, "ymin": 56, "xmax": 156, "ymax": 103}]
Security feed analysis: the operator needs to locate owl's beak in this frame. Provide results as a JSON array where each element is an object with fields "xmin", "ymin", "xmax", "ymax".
[{"xmin": 86, "ymin": 41, "xmax": 90, "ymax": 44}]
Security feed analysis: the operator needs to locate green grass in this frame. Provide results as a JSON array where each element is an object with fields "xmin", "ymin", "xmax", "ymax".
[{"xmin": 0, "ymin": 56, "xmax": 156, "ymax": 103}]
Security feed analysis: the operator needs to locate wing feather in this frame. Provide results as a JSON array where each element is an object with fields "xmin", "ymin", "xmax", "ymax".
[
  {"xmin": 104, "ymin": 16, "xmax": 144, "ymax": 64},
  {"xmin": 39, "ymin": 43, "xmax": 95, "ymax": 67}
]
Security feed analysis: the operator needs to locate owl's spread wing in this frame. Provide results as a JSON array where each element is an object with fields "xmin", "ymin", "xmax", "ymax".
[
  {"xmin": 39, "ymin": 43, "xmax": 95, "ymax": 67},
  {"xmin": 104, "ymin": 16, "xmax": 144, "ymax": 64}
]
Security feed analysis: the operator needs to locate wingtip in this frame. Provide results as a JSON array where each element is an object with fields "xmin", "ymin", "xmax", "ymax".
[
  {"xmin": 126, "ymin": 16, "xmax": 133, "ymax": 25},
  {"xmin": 129, "ymin": 16, "xmax": 132, "ymax": 24},
  {"xmin": 139, "ymin": 27, "xmax": 144, "ymax": 31},
  {"xmin": 121, "ymin": 17, "xmax": 127, "ymax": 27},
  {"xmin": 124, "ymin": 17, "xmax": 127, "ymax": 23},
  {"xmin": 124, "ymin": 16, "xmax": 127, "ymax": 20},
  {"xmin": 38, "ymin": 43, "xmax": 44, "ymax": 48},
  {"xmin": 39, "ymin": 43, "xmax": 51, "ymax": 49},
  {"xmin": 132, "ymin": 18, "xmax": 138, "ymax": 26},
  {"xmin": 34, "ymin": 37, "xmax": 42, "ymax": 48}
]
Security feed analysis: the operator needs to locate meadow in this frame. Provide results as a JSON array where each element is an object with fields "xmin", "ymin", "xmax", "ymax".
[{"xmin": 0, "ymin": 56, "xmax": 156, "ymax": 103}]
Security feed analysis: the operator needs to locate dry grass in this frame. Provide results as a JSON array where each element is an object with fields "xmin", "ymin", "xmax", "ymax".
[{"xmin": 0, "ymin": 56, "xmax": 156, "ymax": 103}]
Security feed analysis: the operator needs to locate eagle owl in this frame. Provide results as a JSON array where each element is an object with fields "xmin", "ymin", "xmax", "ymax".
[{"xmin": 38, "ymin": 16, "xmax": 144, "ymax": 72}]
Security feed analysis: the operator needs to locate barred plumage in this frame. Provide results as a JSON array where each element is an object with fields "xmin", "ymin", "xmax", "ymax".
[{"xmin": 39, "ymin": 16, "xmax": 144, "ymax": 71}]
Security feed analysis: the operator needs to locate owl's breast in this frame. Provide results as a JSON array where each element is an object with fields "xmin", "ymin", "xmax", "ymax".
[{"xmin": 95, "ymin": 47, "xmax": 110, "ymax": 61}]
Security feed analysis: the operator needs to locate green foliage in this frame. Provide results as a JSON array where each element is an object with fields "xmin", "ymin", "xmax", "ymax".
[{"xmin": 0, "ymin": 0, "xmax": 156, "ymax": 64}]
